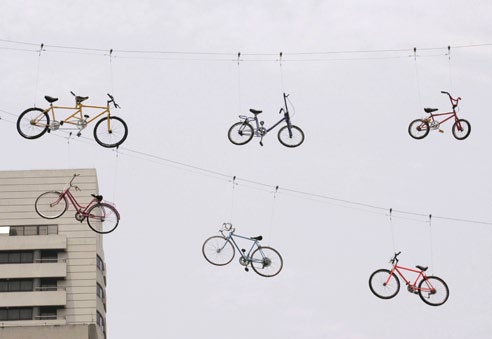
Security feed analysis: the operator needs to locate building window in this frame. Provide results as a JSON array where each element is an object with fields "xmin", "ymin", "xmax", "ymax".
[
  {"xmin": 40, "ymin": 250, "xmax": 58, "ymax": 263},
  {"xmin": 96, "ymin": 255, "xmax": 105, "ymax": 272},
  {"xmin": 40, "ymin": 278, "xmax": 58, "ymax": 291},
  {"xmin": 96, "ymin": 311, "xmax": 105, "ymax": 333},
  {"xmin": 0, "ymin": 279, "xmax": 34, "ymax": 292},
  {"xmin": 0, "ymin": 307, "xmax": 32, "ymax": 321},
  {"xmin": 0, "ymin": 251, "xmax": 34, "ymax": 264},
  {"xmin": 97, "ymin": 283, "xmax": 104, "ymax": 300},
  {"xmin": 39, "ymin": 307, "xmax": 57, "ymax": 320},
  {"xmin": 5, "ymin": 225, "xmax": 58, "ymax": 236}
]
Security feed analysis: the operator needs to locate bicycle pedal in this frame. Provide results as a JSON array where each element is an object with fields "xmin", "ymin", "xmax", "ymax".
[
  {"xmin": 244, "ymin": 267, "xmax": 249, "ymax": 272},
  {"xmin": 77, "ymin": 132, "xmax": 81, "ymax": 137},
  {"xmin": 438, "ymin": 129, "xmax": 444, "ymax": 133}
]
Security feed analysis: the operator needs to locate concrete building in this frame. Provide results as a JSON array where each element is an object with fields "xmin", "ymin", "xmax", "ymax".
[{"xmin": 0, "ymin": 169, "xmax": 107, "ymax": 339}]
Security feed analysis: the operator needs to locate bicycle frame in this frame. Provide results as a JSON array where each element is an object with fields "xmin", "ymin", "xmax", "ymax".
[
  {"xmin": 220, "ymin": 229, "xmax": 262, "ymax": 263},
  {"xmin": 388, "ymin": 264, "xmax": 436, "ymax": 293},
  {"xmin": 55, "ymin": 187, "xmax": 100, "ymax": 217},
  {"xmin": 426, "ymin": 91, "xmax": 462, "ymax": 127},
  {"xmin": 426, "ymin": 110, "xmax": 459, "ymax": 126},
  {"xmin": 42, "ymin": 102, "xmax": 111, "ymax": 129},
  {"xmin": 241, "ymin": 93, "xmax": 293, "ymax": 135}
]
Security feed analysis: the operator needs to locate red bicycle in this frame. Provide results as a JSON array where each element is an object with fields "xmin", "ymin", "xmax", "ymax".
[
  {"xmin": 408, "ymin": 91, "xmax": 471, "ymax": 140},
  {"xmin": 34, "ymin": 174, "xmax": 120, "ymax": 234},
  {"xmin": 369, "ymin": 252, "xmax": 449, "ymax": 306}
]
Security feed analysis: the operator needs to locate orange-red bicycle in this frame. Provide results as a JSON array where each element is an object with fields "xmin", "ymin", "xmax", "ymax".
[{"xmin": 369, "ymin": 252, "xmax": 449, "ymax": 306}]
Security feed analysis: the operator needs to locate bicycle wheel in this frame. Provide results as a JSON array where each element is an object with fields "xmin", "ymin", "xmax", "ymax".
[
  {"xmin": 418, "ymin": 276, "xmax": 449, "ymax": 306},
  {"xmin": 17, "ymin": 107, "xmax": 50, "ymax": 139},
  {"xmin": 35, "ymin": 191, "xmax": 68, "ymax": 219},
  {"xmin": 86, "ymin": 202, "xmax": 120, "ymax": 234},
  {"xmin": 227, "ymin": 121, "xmax": 254, "ymax": 145},
  {"xmin": 452, "ymin": 119, "xmax": 471, "ymax": 140},
  {"xmin": 202, "ymin": 236, "xmax": 235, "ymax": 266},
  {"xmin": 408, "ymin": 119, "xmax": 430, "ymax": 139},
  {"xmin": 277, "ymin": 125, "xmax": 304, "ymax": 148},
  {"xmin": 250, "ymin": 246, "xmax": 283, "ymax": 277},
  {"xmin": 369, "ymin": 269, "xmax": 400, "ymax": 299},
  {"xmin": 93, "ymin": 116, "xmax": 128, "ymax": 148}
]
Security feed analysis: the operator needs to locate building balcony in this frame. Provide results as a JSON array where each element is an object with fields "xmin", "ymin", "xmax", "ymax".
[
  {"xmin": 0, "ymin": 262, "xmax": 66, "ymax": 279},
  {"xmin": 0, "ymin": 234, "xmax": 67, "ymax": 251},
  {"xmin": 0, "ymin": 289, "xmax": 66, "ymax": 307}
]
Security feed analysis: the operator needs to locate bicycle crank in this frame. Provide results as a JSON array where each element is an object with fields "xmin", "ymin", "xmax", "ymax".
[{"xmin": 75, "ymin": 212, "xmax": 85, "ymax": 222}]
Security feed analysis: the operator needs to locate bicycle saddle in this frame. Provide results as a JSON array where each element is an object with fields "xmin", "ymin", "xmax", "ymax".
[
  {"xmin": 250, "ymin": 235, "xmax": 263, "ymax": 241},
  {"xmin": 416, "ymin": 265, "xmax": 428, "ymax": 272},
  {"xmin": 44, "ymin": 96, "xmax": 58, "ymax": 103},
  {"xmin": 91, "ymin": 194, "xmax": 103, "ymax": 202},
  {"xmin": 75, "ymin": 96, "xmax": 89, "ymax": 104},
  {"xmin": 424, "ymin": 108, "xmax": 438, "ymax": 113},
  {"xmin": 249, "ymin": 109, "xmax": 262, "ymax": 115}
]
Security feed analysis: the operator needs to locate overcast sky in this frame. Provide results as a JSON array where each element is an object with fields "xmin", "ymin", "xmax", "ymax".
[{"xmin": 1, "ymin": 1, "xmax": 492, "ymax": 338}]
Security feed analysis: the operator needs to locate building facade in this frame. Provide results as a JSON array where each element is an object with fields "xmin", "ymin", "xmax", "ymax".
[{"xmin": 0, "ymin": 169, "xmax": 107, "ymax": 339}]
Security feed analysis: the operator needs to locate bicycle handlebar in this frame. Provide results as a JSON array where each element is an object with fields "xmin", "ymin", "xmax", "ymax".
[
  {"xmin": 441, "ymin": 90, "xmax": 461, "ymax": 107},
  {"xmin": 69, "ymin": 174, "xmax": 81, "ymax": 191},
  {"xmin": 107, "ymin": 93, "xmax": 120, "ymax": 108},
  {"xmin": 389, "ymin": 251, "xmax": 401, "ymax": 264}
]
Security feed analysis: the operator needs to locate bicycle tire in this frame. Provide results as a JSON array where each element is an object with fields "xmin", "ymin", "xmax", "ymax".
[
  {"xmin": 93, "ymin": 116, "xmax": 128, "ymax": 148},
  {"xmin": 17, "ymin": 107, "xmax": 50, "ymax": 139},
  {"xmin": 277, "ymin": 125, "xmax": 304, "ymax": 148},
  {"xmin": 408, "ymin": 119, "xmax": 430, "ymax": 139},
  {"xmin": 418, "ymin": 276, "xmax": 449, "ymax": 306},
  {"xmin": 250, "ymin": 246, "xmax": 283, "ymax": 277},
  {"xmin": 35, "ymin": 191, "xmax": 68, "ymax": 219},
  {"xmin": 369, "ymin": 269, "xmax": 400, "ymax": 299},
  {"xmin": 86, "ymin": 202, "xmax": 120, "ymax": 234},
  {"xmin": 202, "ymin": 236, "xmax": 235, "ymax": 266},
  {"xmin": 227, "ymin": 121, "xmax": 254, "ymax": 145},
  {"xmin": 452, "ymin": 119, "xmax": 471, "ymax": 140}
]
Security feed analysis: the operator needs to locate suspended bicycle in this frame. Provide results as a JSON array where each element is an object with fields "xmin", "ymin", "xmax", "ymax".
[
  {"xmin": 228, "ymin": 93, "xmax": 305, "ymax": 147},
  {"xmin": 17, "ymin": 91, "xmax": 128, "ymax": 148},
  {"xmin": 202, "ymin": 223, "xmax": 283, "ymax": 277},
  {"xmin": 408, "ymin": 91, "xmax": 470, "ymax": 140},
  {"xmin": 369, "ymin": 252, "xmax": 449, "ymax": 306},
  {"xmin": 35, "ymin": 174, "xmax": 120, "ymax": 234}
]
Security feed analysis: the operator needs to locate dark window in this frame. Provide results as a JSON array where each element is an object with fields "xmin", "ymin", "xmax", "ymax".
[
  {"xmin": 39, "ymin": 307, "xmax": 57, "ymax": 320},
  {"xmin": 97, "ymin": 283, "xmax": 104, "ymax": 300},
  {"xmin": 0, "ymin": 251, "xmax": 35, "ymax": 264},
  {"xmin": 97, "ymin": 311, "xmax": 105, "ymax": 332},
  {"xmin": 40, "ymin": 250, "xmax": 58, "ymax": 263},
  {"xmin": 9, "ymin": 252, "xmax": 20, "ymax": 263},
  {"xmin": 8, "ymin": 225, "xmax": 58, "ymax": 236},
  {"xmin": 0, "ymin": 307, "xmax": 33, "ymax": 321},
  {"xmin": 21, "ymin": 252, "xmax": 33, "ymax": 263},
  {"xmin": 24, "ymin": 226, "xmax": 37, "ymax": 236},
  {"xmin": 97, "ymin": 255, "xmax": 105, "ymax": 272},
  {"xmin": 0, "ymin": 279, "xmax": 34, "ymax": 292},
  {"xmin": 40, "ymin": 278, "xmax": 58, "ymax": 291}
]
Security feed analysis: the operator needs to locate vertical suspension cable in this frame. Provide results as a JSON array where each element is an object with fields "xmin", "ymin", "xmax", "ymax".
[
  {"xmin": 389, "ymin": 208, "xmax": 396, "ymax": 252},
  {"xmin": 413, "ymin": 47, "xmax": 423, "ymax": 111},
  {"xmin": 447, "ymin": 45, "xmax": 453, "ymax": 92},
  {"xmin": 33, "ymin": 43, "xmax": 44, "ymax": 107},
  {"xmin": 279, "ymin": 52, "xmax": 285, "ymax": 93},
  {"xmin": 112, "ymin": 148, "xmax": 120, "ymax": 201},
  {"xmin": 109, "ymin": 49, "xmax": 115, "ymax": 95},
  {"xmin": 236, "ymin": 52, "xmax": 242, "ymax": 115},
  {"xmin": 267, "ymin": 186, "xmax": 279, "ymax": 245},
  {"xmin": 428, "ymin": 214, "xmax": 435, "ymax": 274},
  {"xmin": 229, "ymin": 176, "xmax": 237, "ymax": 223}
]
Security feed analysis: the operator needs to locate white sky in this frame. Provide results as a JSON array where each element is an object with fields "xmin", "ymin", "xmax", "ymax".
[{"xmin": 1, "ymin": 1, "xmax": 492, "ymax": 338}]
